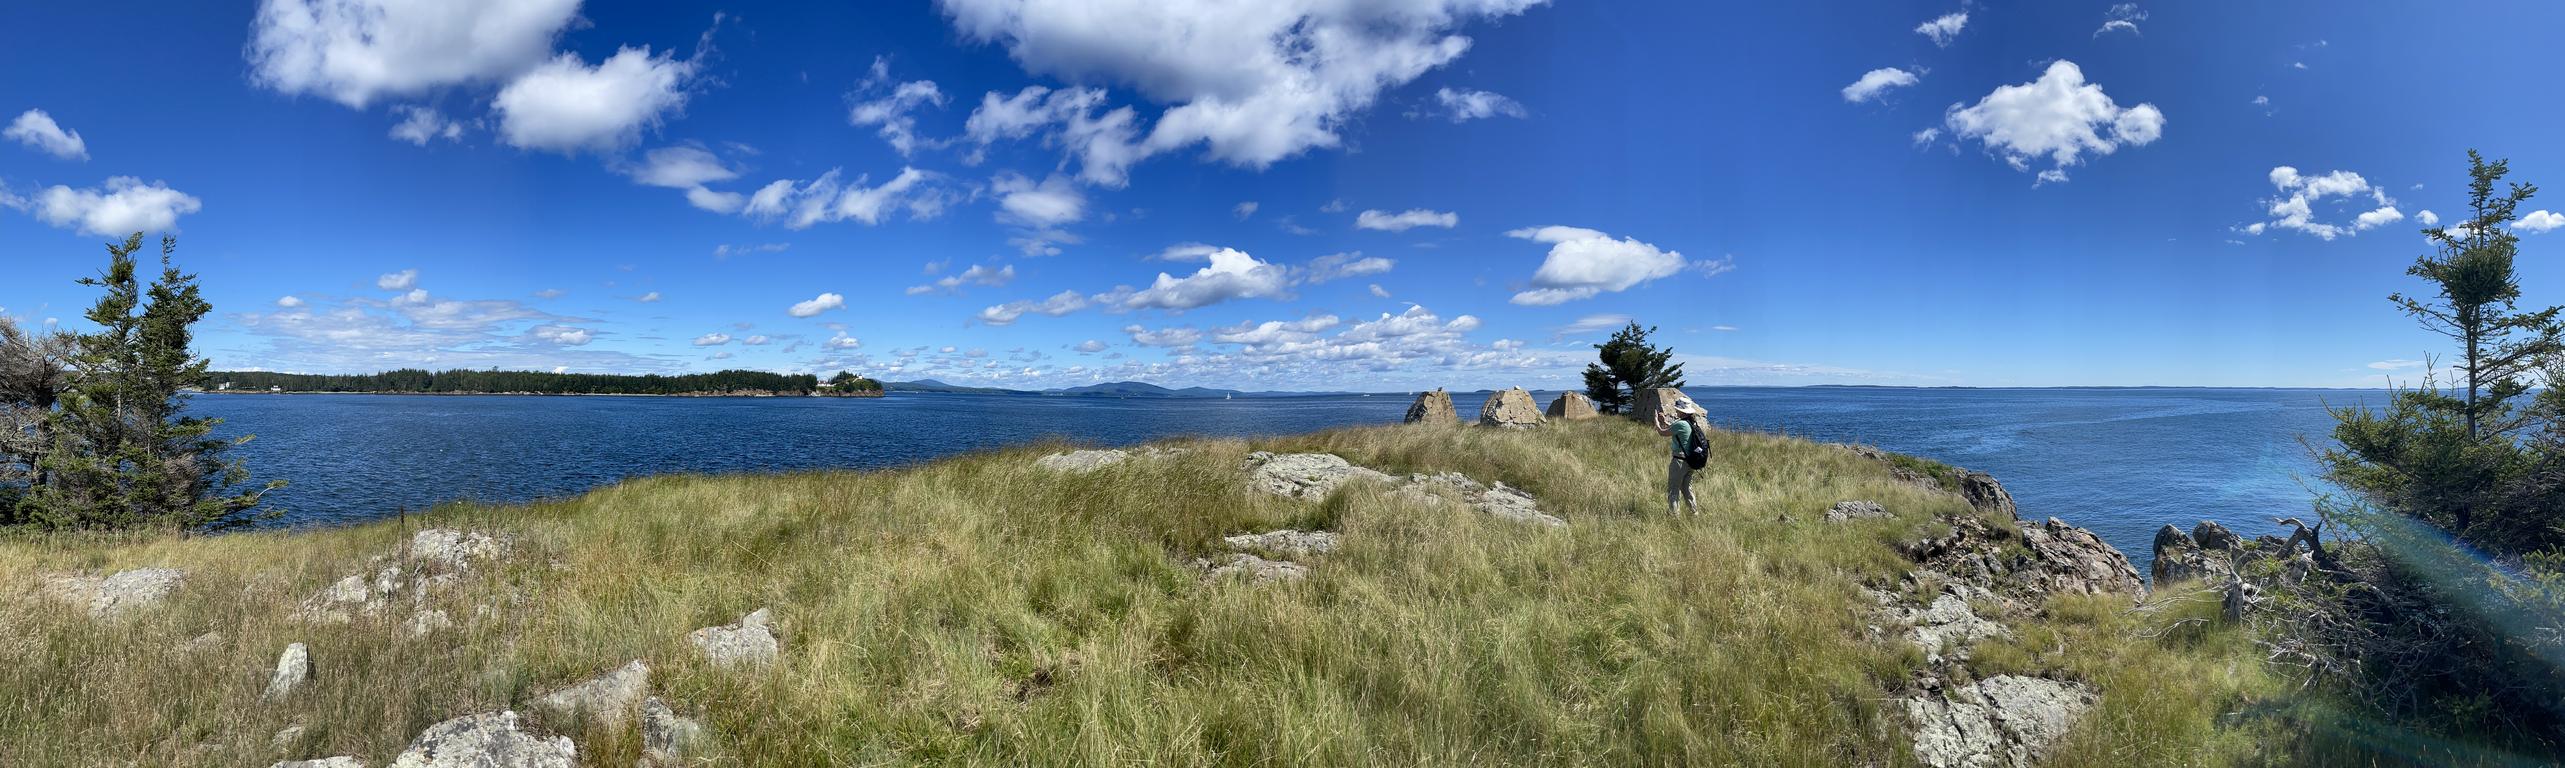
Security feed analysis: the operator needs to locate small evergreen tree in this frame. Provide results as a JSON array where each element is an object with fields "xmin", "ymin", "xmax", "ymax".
[
  {"xmin": 0, "ymin": 317, "xmax": 76, "ymax": 525},
  {"xmin": 1582, "ymin": 322, "xmax": 1685, "ymax": 415},
  {"xmin": 24, "ymin": 234, "xmax": 279, "ymax": 530}
]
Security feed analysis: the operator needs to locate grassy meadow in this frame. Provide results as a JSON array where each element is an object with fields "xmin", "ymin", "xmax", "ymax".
[{"xmin": 0, "ymin": 418, "xmax": 2290, "ymax": 766}]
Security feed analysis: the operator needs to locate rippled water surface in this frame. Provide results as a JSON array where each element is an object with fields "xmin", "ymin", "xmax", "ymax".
[{"xmin": 194, "ymin": 388, "xmax": 2377, "ymax": 567}]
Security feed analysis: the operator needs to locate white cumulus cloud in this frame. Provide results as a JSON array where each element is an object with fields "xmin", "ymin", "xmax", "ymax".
[
  {"xmin": 30, "ymin": 177, "xmax": 203, "ymax": 236},
  {"xmin": 377, "ymin": 269, "xmax": 418, "ymax": 290},
  {"xmin": 2515, "ymin": 210, "xmax": 2565, "ymax": 234},
  {"xmin": 1841, "ymin": 68, "xmax": 1920, "ymax": 104},
  {"xmin": 788, "ymin": 292, "xmax": 847, "ymax": 318},
  {"xmin": 2246, "ymin": 166, "xmax": 2404, "ymax": 241},
  {"xmin": 247, "ymin": 0, "xmax": 582, "ymax": 108},
  {"xmin": 1123, "ymin": 247, "xmax": 1292, "ymax": 310},
  {"xmin": 1915, "ymin": 12, "xmax": 1967, "ymax": 47},
  {"xmin": 5, "ymin": 109, "xmax": 88, "ymax": 160},
  {"xmin": 849, "ymin": 57, "xmax": 948, "ymax": 156},
  {"xmin": 493, "ymin": 47, "xmax": 695, "ymax": 153},
  {"xmin": 1505, "ymin": 225, "xmax": 1689, "ymax": 305},
  {"xmin": 1943, "ymin": 60, "xmax": 2162, "ymax": 184}
]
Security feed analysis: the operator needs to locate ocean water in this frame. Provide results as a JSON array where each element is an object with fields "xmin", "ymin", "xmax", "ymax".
[{"xmin": 190, "ymin": 387, "xmax": 2379, "ymax": 568}]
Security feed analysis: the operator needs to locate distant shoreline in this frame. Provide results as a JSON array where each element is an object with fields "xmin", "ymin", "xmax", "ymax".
[{"xmin": 197, "ymin": 389, "xmax": 886, "ymax": 399}]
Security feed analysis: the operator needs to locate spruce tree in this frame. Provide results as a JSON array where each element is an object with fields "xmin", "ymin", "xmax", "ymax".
[
  {"xmin": 26, "ymin": 234, "xmax": 279, "ymax": 530},
  {"xmin": 1582, "ymin": 322, "xmax": 1685, "ymax": 415}
]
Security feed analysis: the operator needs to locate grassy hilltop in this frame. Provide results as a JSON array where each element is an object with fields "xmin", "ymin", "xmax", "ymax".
[{"xmin": 0, "ymin": 419, "xmax": 2284, "ymax": 766}]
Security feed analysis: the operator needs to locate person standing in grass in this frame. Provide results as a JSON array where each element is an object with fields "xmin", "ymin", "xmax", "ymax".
[{"xmin": 1655, "ymin": 397, "xmax": 1710, "ymax": 516}]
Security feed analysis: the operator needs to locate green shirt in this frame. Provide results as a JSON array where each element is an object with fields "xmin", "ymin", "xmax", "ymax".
[{"xmin": 1669, "ymin": 419, "xmax": 1692, "ymax": 457}]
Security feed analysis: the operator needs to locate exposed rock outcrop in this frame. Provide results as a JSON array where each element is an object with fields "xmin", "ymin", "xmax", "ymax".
[
  {"xmin": 1222, "ymin": 530, "xmax": 1340, "ymax": 558},
  {"xmin": 386, "ymin": 711, "xmax": 573, "ymax": 768},
  {"xmin": 1906, "ymin": 675, "xmax": 2097, "ymax": 768},
  {"xmin": 1403, "ymin": 389, "xmax": 1458, "ymax": 425},
  {"xmin": 44, "ymin": 567, "xmax": 185, "ymax": 619},
  {"xmin": 1191, "ymin": 553, "xmax": 1308, "ymax": 584},
  {"xmin": 263, "ymin": 642, "xmax": 313, "ymax": 702},
  {"xmin": 688, "ymin": 609, "xmax": 779, "ymax": 669},
  {"xmin": 1034, "ymin": 447, "xmax": 1184, "ymax": 473},
  {"xmin": 297, "ymin": 529, "xmax": 511, "ymax": 625},
  {"xmin": 1393, "ymin": 472, "xmax": 1566, "ymax": 527},
  {"xmin": 532, "ymin": 660, "xmax": 650, "ymax": 728},
  {"xmin": 409, "ymin": 528, "xmax": 511, "ymax": 571},
  {"xmin": 1243, "ymin": 452, "xmax": 1394, "ymax": 500},
  {"xmin": 271, "ymin": 758, "xmax": 363, "ymax": 768},
  {"xmin": 639, "ymin": 697, "xmax": 708, "ymax": 768},
  {"xmin": 1629, "ymin": 387, "xmax": 1688, "ymax": 423},
  {"xmin": 1545, "ymin": 391, "xmax": 1597, "ymax": 420},
  {"xmin": 1477, "ymin": 387, "xmax": 1546, "ymax": 428},
  {"xmin": 1826, "ymin": 500, "xmax": 1892, "ymax": 523}
]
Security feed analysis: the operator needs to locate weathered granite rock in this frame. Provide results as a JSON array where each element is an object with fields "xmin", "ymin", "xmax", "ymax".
[
  {"xmin": 1898, "ymin": 592, "xmax": 2011, "ymax": 664},
  {"xmin": 1395, "ymin": 472, "xmax": 1567, "ymax": 527},
  {"xmin": 2191, "ymin": 520, "xmax": 2241, "ymax": 551},
  {"xmin": 2016, "ymin": 518, "xmax": 2146, "ymax": 597},
  {"xmin": 639, "ymin": 697, "xmax": 707, "ymax": 768},
  {"xmin": 1242, "ymin": 452, "xmax": 1395, "ymax": 500},
  {"xmin": 386, "ymin": 711, "xmax": 574, "ymax": 768},
  {"xmin": 1034, "ymin": 449, "xmax": 1132, "ymax": 473},
  {"xmin": 1222, "ymin": 530, "xmax": 1340, "ymax": 558},
  {"xmin": 272, "ymin": 758, "xmax": 363, "ymax": 768},
  {"xmin": 1954, "ymin": 470, "xmax": 2017, "ymax": 518},
  {"xmin": 263, "ymin": 642, "xmax": 313, "ymax": 702},
  {"xmin": 1477, "ymin": 387, "xmax": 1546, "ymax": 428},
  {"xmin": 1901, "ymin": 514, "xmax": 2144, "ymax": 603},
  {"xmin": 1191, "ymin": 553, "xmax": 1309, "ymax": 584},
  {"xmin": 1629, "ymin": 387, "xmax": 1688, "ymax": 423},
  {"xmin": 45, "ymin": 567, "xmax": 185, "ymax": 618},
  {"xmin": 688, "ymin": 609, "xmax": 779, "ymax": 669},
  {"xmin": 1545, "ymin": 391, "xmax": 1597, "ymax": 420},
  {"xmin": 533, "ymin": 660, "xmax": 650, "ymax": 728},
  {"xmin": 1403, "ymin": 388, "xmax": 1458, "ymax": 425},
  {"xmin": 1905, "ymin": 675, "xmax": 2097, "ymax": 768},
  {"xmin": 1826, "ymin": 500, "xmax": 1892, "ymax": 523},
  {"xmin": 409, "ymin": 529, "xmax": 510, "ymax": 571}
]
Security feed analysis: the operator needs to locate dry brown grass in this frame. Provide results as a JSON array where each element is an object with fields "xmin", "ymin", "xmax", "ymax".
[{"xmin": 0, "ymin": 419, "xmax": 2285, "ymax": 766}]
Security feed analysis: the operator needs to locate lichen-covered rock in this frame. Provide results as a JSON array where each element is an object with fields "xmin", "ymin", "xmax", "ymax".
[
  {"xmin": 408, "ymin": 529, "xmax": 510, "ymax": 571},
  {"xmin": 387, "ymin": 711, "xmax": 574, "ymax": 768},
  {"xmin": 1897, "ymin": 592, "xmax": 2012, "ymax": 665},
  {"xmin": 1394, "ymin": 472, "xmax": 1566, "ymax": 527},
  {"xmin": 1222, "ymin": 530, "xmax": 1340, "ymax": 558},
  {"xmin": 272, "ymin": 758, "xmax": 363, "ymax": 768},
  {"xmin": 1034, "ymin": 449, "xmax": 1131, "ymax": 472},
  {"xmin": 2016, "ymin": 518, "xmax": 2145, "ymax": 596},
  {"xmin": 1191, "ymin": 553, "xmax": 1309, "ymax": 584},
  {"xmin": 639, "ymin": 697, "xmax": 707, "ymax": 768},
  {"xmin": 533, "ymin": 660, "xmax": 650, "ymax": 728},
  {"xmin": 1825, "ymin": 500, "xmax": 1892, "ymax": 523},
  {"xmin": 44, "ymin": 567, "xmax": 185, "ymax": 619},
  {"xmin": 1477, "ymin": 387, "xmax": 1546, "ymax": 428},
  {"xmin": 1242, "ymin": 452, "xmax": 1394, "ymax": 500},
  {"xmin": 689, "ymin": 609, "xmax": 779, "ymax": 669},
  {"xmin": 263, "ymin": 642, "xmax": 313, "ymax": 702},
  {"xmin": 1905, "ymin": 676, "xmax": 2097, "ymax": 768},
  {"xmin": 1403, "ymin": 388, "xmax": 1458, "ymax": 425},
  {"xmin": 1545, "ymin": 391, "xmax": 1597, "ymax": 420},
  {"xmin": 1629, "ymin": 387, "xmax": 1688, "ymax": 423}
]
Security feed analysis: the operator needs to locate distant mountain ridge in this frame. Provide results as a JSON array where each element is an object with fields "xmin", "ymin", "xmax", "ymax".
[{"xmin": 882, "ymin": 379, "xmax": 1370, "ymax": 398}]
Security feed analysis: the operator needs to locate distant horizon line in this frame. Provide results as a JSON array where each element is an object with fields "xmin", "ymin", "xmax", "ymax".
[{"xmin": 203, "ymin": 369, "xmax": 2394, "ymax": 395}]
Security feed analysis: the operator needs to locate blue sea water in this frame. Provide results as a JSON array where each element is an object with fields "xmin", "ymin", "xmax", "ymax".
[{"xmin": 191, "ymin": 387, "xmax": 2382, "ymax": 568}]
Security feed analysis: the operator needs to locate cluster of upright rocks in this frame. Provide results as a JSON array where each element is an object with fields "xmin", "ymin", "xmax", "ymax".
[{"xmin": 1402, "ymin": 385, "xmax": 1689, "ymax": 427}]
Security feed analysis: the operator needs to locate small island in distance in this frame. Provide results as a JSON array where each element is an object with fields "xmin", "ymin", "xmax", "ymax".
[{"xmin": 206, "ymin": 368, "xmax": 886, "ymax": 397}]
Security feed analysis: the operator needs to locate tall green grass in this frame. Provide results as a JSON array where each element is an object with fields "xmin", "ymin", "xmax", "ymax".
[{"xmin": 0, "ymin": 419, "xmax": 2287, "ymax": 766}]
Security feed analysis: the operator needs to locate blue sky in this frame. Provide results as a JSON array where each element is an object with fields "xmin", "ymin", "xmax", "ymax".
[{"xmin": 3, "ymin": 1, "xmax": 2562, "ymax": 390}]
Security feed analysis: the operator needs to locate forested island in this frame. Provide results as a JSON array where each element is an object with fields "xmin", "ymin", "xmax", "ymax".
[{"xmin": 206, "ymin": 368, "xmax": 885, "ymax": 397}]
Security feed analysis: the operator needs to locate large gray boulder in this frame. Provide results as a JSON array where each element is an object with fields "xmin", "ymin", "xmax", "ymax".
[
  {"xmin": 387, "ymin": 711, "xmax": 574, "ymax": 768},
  {"xmin": 1629, "ymin": 387, "xmax": 1688, "ymax": 423},
  {"xmin": 1394, "ymin": 472, "xmax": 1566, "ymax": 527},
  {"xmin": 532, "ymin": 660, "xmax": 650, "ymax": 728},
  {"xmin": 1242, "ymin": 452, "xmax": 1394, "ymax": 500},
  {"xmin": 689, "ymin": 609, "xmax": 780, "ymax": 669},
  {"xmin": 1477, "ymin": 387, "xmax": 1546, "ymax": 428},
  {"xmin": 1545, "ymin": 391, "xmax": 1597, "ymax": 420},
  {"xmin": 45, "ymin": 567, "xmax": 185, "ymax": 619},
  {"xmin": 1906, "ymin": 676, "xmax": 2097, "ymax": 768},
  {"xmin": 1403, "ymin": 389, "xmax": 1458, "ymax": 425},
  {"xmin": 262, "ymin": 642, "xmax": 313, "ymax": 702}
]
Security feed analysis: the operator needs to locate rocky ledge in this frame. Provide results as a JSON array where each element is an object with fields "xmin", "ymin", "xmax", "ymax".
[{"xmin": 1842, "ymin": 444, "xmax": 2144, "ymax": 768}]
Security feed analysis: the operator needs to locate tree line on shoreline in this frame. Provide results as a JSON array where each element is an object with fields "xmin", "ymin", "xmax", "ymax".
[{"xmin": 208, "ymin": 368, "xmax": 885, "ymax": 397}]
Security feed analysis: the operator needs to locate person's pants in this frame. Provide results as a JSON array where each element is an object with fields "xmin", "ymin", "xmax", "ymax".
[{"xmin": 1666, "ymin": 457, "xmax": 1697, "ymax": 511}]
